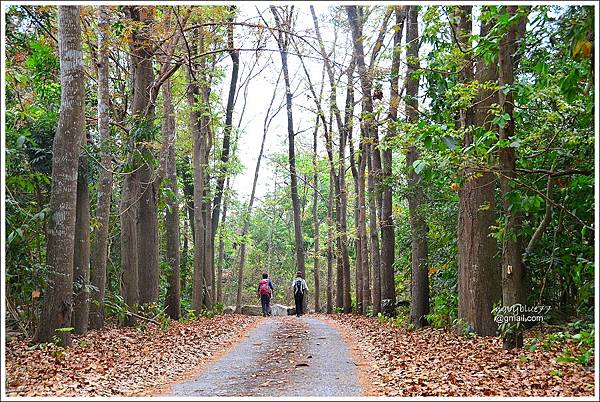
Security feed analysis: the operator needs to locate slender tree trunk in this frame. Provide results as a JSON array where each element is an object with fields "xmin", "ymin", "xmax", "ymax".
[
  {"xmin": 181, "ymin": 157, "xmax": 195, "ymax": 244},
  {"xmin": 187, "ymin": 27, "xmax": 206, "ymax": 313},
  {"xmin": 357, "ymin": 134, "xmax": 370, "ymax": 315},
  {"xmin": 203, "ymin": 191, "xmax": 213, "ymax": 309},
  {"xmin": 498, "ymin": 6, "xmax": 528, "ymax": 348},
  {"xmin": 270, "ymin": 6, "xmax": 305, "ymax": 277},
  {"xmin": 362, "ymin": 6, "xmax": 394, "ymax": 316},
  {"xmin": 347, "ymin": 6, "xmax": 386, "ymax": 316},
  {"xmin": 326, "ymin": 171, "xmax": 334, "ymax": 313},
  {"xmin": 405, "ymin": 5, "xmax": 429, "ymax": 328},
  {"xmin": 211, "ymin": 9, "xmax": 239, "ymax": 306},
  {"xmin": 341, "ymin": 62, "xmax": 355, "ymax": 314},
  {"xmin": 367, "ymin": 144, "xmax": 380, "ymax": 315},
  {"xmin": 310, "ymin": 7, "xmax": 352, "ymax": 312},
  {"xmin": 89, "ymin": 5, "xmax": 112, "ymax": 330},
  {"xmin": 312, "ymin": 117, "xmax": 321, "ymax": 312},
  {"xmin": 163, "ymin": 78, "xmax": 181, "ymax": 320},
  {"xmin": 216, "ymin": 177, "xmax": 230, "ymax": 305},
  {"xmin": 380, "ymin": 7, "xmax": 405, "ymax": 316},
  {"xmin": 457, "ymin": 8, "xmax": 501, "ymax": 336},
  {"xmin": 73, "ymin": 158, "xmax": 90, "ymax": 335},
  {"xmin": 34, "ymin": 5, "xmax": 84, "ymax": 345}
]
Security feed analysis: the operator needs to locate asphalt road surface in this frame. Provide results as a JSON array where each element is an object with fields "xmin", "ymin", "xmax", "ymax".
[{"xmin": 165, "ymin": 316, "xmax": 362, "ymax": 397}]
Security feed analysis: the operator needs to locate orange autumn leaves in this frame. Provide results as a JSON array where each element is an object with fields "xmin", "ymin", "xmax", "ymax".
[{"xmin": 325, "ymin": 314, "xmax": 594, "ymax": 397}]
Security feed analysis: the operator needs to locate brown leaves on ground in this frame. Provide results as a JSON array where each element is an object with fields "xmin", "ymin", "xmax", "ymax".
[
  {"xmin": 5, "ymin": 315, "xmax": 261, "ymax": 397},
  {"xmin": 323, "ymin": 314, "xmax": 595, "ymax": 397}
]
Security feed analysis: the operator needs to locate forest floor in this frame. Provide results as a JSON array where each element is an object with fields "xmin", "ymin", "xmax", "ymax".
[
  {"xmin": 4, "ymin": 313, "xmax": 595, "ymax": 397},
  {"xmin": 5, "ymin": 314, "xmax": 262, "ymax": 397},
  {"xmin": 324, "ymin": 314, "xmax": 596, "ymax": 397}
]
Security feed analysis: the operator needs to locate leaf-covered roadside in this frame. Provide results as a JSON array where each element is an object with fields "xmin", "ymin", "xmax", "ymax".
[
  {"xmin": 5, "ymin": 315, "xmax": 261, "ymax": 397},
  {"xmin": 324, "ymin": 314, "xmax": 594, "ymax": 397}
]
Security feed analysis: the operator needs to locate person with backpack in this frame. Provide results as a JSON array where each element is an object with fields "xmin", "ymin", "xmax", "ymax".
[
  {"xmin": 257, "ymin": 272, "xmax": 274, "ymax": 317},
  {"xmin": 291, "ymin": 272, "xmax": 308, "ymax": 317}
]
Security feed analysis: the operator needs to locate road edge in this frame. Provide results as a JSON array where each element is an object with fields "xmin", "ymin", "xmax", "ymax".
[
  {"xmin": 142, "ymin": 315, "xmax": 266, "ymax": 396},
  {"xmin": 313, "ymin": 314, "xmax": 382, "ymax": 397}
]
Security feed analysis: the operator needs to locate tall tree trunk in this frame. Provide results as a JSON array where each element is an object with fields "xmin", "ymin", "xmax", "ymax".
[
  {"xmin": 457, "ymin": 7, "xmax": 501, "ymax": 336},
  {"xmin": 126, "ymin": 6, "xmax": 159, "ymax": 306},
  {"xmin": 363, "ymin": 6, "xmax": 393, "ymax": 316},
  {"xmin": 34, "ymin": 5, "xmax": 84, "ymax": 345},
  {"xmin": 405, "ymin": 5, "xmax": 429, "ymax": 328},
  {"xmin": 187, "ymin": 27, "xmax": 207, "ymax": 313},
  {"xmin": 163, "ymin": 78, "xmax": 181, "ymax": 320},
  {"xmin": 312, "ymin": 117, "xmax": 321, "ymax": 312},
  {"xmin": 367, "ymin": 143, "xmax": 380, "ymax": 315},
  {"xmin": 270, "ymin": 6, "xmax": 306, "ymax": 277},
  {"xmin": 346, "ymin": 5, "xmax": 380, "ymax": 315},
  {"xmin": 73, "ymin": 158, "xmax": 90, "ymax": 335},
  {"xmin": 356, "ymin": 137, "xmax": 369, "ymax": 314},
  {"xmin": 326, "ymin": 171, "xmax": 335, "ymax": 313},
  {"xmin": 211, "ymin": 7, "xmax": 239, "ymax": 264},
  {"xmin": 89, "ymin": 5, "xmax": 113, "ymax": 330},
  {"xmin": 498, "ymin": 6, "xmax": 528, "ymax": 348},
  {"xmin": 380, "ymin": 6, "xmax": 406, "ymax": 316},
  {"xmin": 341, "ymin": 62, "xmax": 355, "ymax": 313},
  {"xmin": 310, "ymin": 6, "xmax": 351, "ymax": 312}
]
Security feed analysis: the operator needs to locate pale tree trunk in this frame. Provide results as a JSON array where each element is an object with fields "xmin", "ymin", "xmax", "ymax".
[
  {"xmin": 89, "ymin": 5, "xmax": 113, "ymax": 330},
  {"xmin": 380, "ymin": 6, "xmax": 406, "ymax": 316},
  {"xmin": 73, "ymin": 157, "xmax": 90, "ymax": 335},
  {"xmin": 498, "ymin": 6, "xmax": 529, "ymax": 348},
  {"xmin": 163, "ymin": 78, "xmax": 181, "ymax": 320},
  {"xmin": 457, "ymin": 7, "xmax": 501, "ymax": 336},
  {"xmin": 405, "ymin": 5, "xmax": 430, "ymax": 328},
  {"xmin": 35, "ymin": 5, "xmax": 85, "ymax": 345},
  {"xmin": 270, "ymin": 6, "xmax": 306, "ymax": 278}
]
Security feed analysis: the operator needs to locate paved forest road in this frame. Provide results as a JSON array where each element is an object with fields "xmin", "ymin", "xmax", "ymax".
[{"xmin": 165, "ymin": 316, "xmax": 363, "ymax": 397}]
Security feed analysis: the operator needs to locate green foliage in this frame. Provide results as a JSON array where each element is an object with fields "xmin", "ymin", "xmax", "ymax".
[
  {"xmin": 178, "ymin": 309, "xmax": 200, "ymax": 324},
  {"xmin": 425, "ymin": 292, "xmax": 458, "ymax": 328},
  {"xmin": 201, "ymin": 303, "xmax": 225, "ymax": 319},
  {"xmin": 526, "ymin": 320, "xmax": 594, "ymax": 367},
  {"xmin": 104, "ymin": 293, "xmax": 130, "ymax": 324}
]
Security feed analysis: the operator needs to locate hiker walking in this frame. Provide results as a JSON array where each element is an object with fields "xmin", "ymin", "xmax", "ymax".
[
  {"xmin": 257, "ymin": 272, "xmax": 274, "ymax": 317},
  {"xmin": 292, "ymin": 272, "xmax": 308, "ymax": 317}
]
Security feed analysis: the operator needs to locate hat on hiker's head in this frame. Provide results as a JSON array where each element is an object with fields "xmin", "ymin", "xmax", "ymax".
[{"xmin": 296, "ymin": 271, "xmax": 302, "ymax": 277}]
